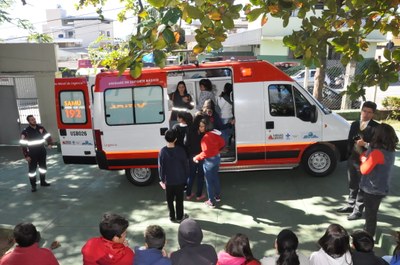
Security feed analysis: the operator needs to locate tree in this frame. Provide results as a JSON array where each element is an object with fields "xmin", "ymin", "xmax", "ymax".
[{"xmin": 78, "ymin": 0, "xmax": 400, "ymax": 100}]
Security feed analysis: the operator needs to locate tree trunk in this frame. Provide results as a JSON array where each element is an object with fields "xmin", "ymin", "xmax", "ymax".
[{"xmin": 340, "ymin": 60, "xmax": 356, "ymax": 110}]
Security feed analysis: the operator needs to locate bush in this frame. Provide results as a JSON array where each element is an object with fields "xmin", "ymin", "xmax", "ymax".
[{"xmin": 382, "ymin": 96, "xmax": 400, "ymax": 120}]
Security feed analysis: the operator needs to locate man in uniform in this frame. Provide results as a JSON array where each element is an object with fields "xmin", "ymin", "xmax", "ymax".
[
  {"xmin": 20, "ymin": 115, "xmax": 53, "ymax": 192},
  {"xmin": 337, "ymin": 101, "xmax": 379, "ymax": 220}
]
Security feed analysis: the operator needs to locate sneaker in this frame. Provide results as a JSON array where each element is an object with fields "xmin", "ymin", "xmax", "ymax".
[
  {"xmin": 337, "ymin": 205, "xmax": 353, "ymax": 213},
  {"xmin": 170, "ymin": 217, "xmax": 177, "ymax": 223},
  {"xmin": 196, "ymin": 194, "xmax": 206, "ymax": 201},
  {"xmin": 347, "ymin": 212, "xmax": 362, "ymax": 221},
  {"xmin": 40, "ymin": 182, "xmax": 51, "ymax": 187},
  {"xmin": 186, "ymin": 194, "xmax": 194, "ymax": 200},
  {"xmin": 177, "ymin": 214, "xmax": 189, "ymax": 223},
  {"xmin": 215, "ymin": 195, "xmax": 221, "ymax": 202},
  {"xmin": 204, "ymin": 200, "xmax": 216, "ymax": 208}
]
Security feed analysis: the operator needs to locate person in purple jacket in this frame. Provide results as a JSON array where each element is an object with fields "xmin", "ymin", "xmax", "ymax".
[{"xmin": 158, "ymin": 129, "xmax": 189, "ymax": 223}]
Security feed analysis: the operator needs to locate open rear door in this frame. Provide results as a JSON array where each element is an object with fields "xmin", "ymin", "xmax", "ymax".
[{"xmin": 55, "ymin": 78, "xmax": 96, "ymax": 164}]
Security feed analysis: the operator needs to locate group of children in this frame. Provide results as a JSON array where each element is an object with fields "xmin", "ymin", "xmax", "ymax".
[
  {"xmin": 159, "ymin": 79, "xmax": 234, "ymax": 222},
  {"xmin": 2, "ymin": 216, "xmax": 400, "ymax": 265}
]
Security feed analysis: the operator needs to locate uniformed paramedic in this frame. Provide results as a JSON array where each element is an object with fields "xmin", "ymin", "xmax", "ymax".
[{"xmin": 20, "ymin": 115, "xmax": 53, "ymax": 192}]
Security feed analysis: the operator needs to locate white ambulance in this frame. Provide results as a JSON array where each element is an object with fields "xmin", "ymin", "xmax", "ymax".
[{"xmin": 54, "ymin": 60, "xmax": 350, "ymax": 185}]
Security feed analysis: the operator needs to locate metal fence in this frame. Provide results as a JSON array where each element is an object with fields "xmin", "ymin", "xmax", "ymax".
[
  {"xmin": 14, "ymin": 76, "xmax": 41, "ymax": 124},
  {"xmin": 282, "ymin": 59, "xmax": 375, "ymax": 110}
]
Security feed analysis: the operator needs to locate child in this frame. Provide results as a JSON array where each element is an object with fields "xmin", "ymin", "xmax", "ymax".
[
  {"xmin": 158, "ymin": 129, "xmax": 189, "ymax": 222},
  {"xmin": 350, "ymin": 230, "xmax": 388, "ymax": 265},
  {"xmin": 359, "ymin": 123, "xmax": 398, "ymax": 237},
  {"xmin": 134, "ymin": 225, "xmax": 171, "ymax": 265},
  {"xmin": 217, "ymin": 233, "xmax": 261, "ymax": 265},
  {"xmin": 0, "ymin": 223, "xmax": 59, "ymax": 265},
  {"xmin": 81, "ymin": 213, "xmax": 134, "ymax": 265}
]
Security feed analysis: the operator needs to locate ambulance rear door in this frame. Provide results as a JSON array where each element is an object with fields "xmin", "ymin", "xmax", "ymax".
[{"xmin": 55, "ymin": 78, "xmax": 96, "ymax": 164}]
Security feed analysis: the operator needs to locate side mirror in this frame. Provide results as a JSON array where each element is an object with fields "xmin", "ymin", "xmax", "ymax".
[{"xmin": 310, "ymin": 105, "xmax": 318, "ymax": 123}]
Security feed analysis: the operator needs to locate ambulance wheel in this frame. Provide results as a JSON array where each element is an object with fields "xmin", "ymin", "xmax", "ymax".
[
  {"xmin": 301, "ymin": 145, "xmax": 336, "ymax": 177},
  {"xmin": 125, "ymin": 168, "xmax": 155, "ymax": 186}
]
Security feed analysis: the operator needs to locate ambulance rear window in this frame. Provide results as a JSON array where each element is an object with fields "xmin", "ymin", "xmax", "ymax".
[
  {"xmin": 59, "ymin": 91, "xmax": 88, "ymax": 124},
  {"xmin": 104, "ymin": 86, "xmax": 164, "ymax": 125}
]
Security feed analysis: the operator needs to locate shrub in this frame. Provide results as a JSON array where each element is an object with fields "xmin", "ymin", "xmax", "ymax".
[{"xmin": 382, "ymin": 96, "xmax": 400, "ymax": 120}]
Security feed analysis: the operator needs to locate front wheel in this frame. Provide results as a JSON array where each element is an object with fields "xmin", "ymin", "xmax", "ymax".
[
  {"xmin": 301, "ymin": 145, "xmax": 337, "ymax": 177},
  {"xmin": 125, "ymin": 168, "xmax": 156, "ymax": 186}
]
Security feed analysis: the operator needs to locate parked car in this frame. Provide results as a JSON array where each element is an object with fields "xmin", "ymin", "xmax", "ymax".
[
  {"xmin": 307, "ymin": 86, "xmax": 361, "ymax": 110},
  {"xmin": 291, "ymin": 69, "xmax": 331, "ymax": 87}
]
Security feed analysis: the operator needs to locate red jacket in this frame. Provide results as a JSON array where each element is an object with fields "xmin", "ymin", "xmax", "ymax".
[
  {"xmin": 0, "ymin": 243, "xmax": 59, "ymax": 265},
  {"xmin": 82, "ymin": 237, "xmax": 134, "ymax": 265},
  {"xmin": 194, "ymin": 130, "xmax": 225, "ymax": 161}
]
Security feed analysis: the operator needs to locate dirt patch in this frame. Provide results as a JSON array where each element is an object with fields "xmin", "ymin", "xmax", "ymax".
[{"xmin": 0, "ymin": 227, "xmax": 14, "ymax": 257}]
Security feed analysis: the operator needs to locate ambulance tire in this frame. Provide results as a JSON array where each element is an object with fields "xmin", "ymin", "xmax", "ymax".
[
  {"xmin": 301, "ymin": 145, "xmax": 337, "ymax": 177},
  {"xmin": 125, "ymin": 168, "xmax": 156, "ymax": 186}
]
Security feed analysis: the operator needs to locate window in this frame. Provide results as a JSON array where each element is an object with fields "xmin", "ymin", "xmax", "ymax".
[
  {"xmin": 294, "ymin": 88, "xmax": 313, "ymax": 121},
  {"xmin": 104, "ymin": 86, "xmax": 164, "ymax": 125},
  {"xmin": 268, "ymin": 85, "xmax": 295, "ymax": 117},
  {"xmin": 59, "ymin": 91, "xmax": 87, "ymax": 124}
]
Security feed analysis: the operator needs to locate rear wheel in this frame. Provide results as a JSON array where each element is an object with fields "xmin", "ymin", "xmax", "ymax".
[
  {"xmin": 125, "ymin": 168, "xmax": 156, "ymax": 186},
  {"xmin": 301, "ymin": 145, "xmax": 337, "ymax": 177}
]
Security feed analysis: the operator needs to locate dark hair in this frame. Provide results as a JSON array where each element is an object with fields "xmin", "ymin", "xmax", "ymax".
[
  {"xmin": 165, "ymin": 129, "xmax": 177, "ymax": 143},
  {"xmin": 199, "ymin": 79, "xmax": 212, "ymax": 91},
  {"xmin": 175, "ymin": 81, "xmax": 188, "ymax": 95},
  {"xmin": 318, "ymin": 224, "xmax": 350, "ymax": 258},
  {"xmin": 199, "ymin": 117, "xmax": 214, "ymax": 132},
  {"xmin": 219, "ymin": 83, "xmax": 233, "ymax": 97},
  {"xmin": 177, "ymin": 112, "xmax": 193, "ymax": 126},
  {"xmin": 13, "ymin": 222, "xmax": 39, "ymax": 247},
  {"xmin": 362, "ymin": 101, "xmax": 377, "ymax": 113},
  {"xmin": 99, "ymin": 213, "xmax": 129, "ymax": 241},
  {"xmin": 276, "ymin": 229, "xmax": 300, "ymax": 265},
  {"xmin": 225, "ymin": 233, "xmax": 256, "ymax": 262},
  {"xmin": 145, "ymin": 225, "xmax": 166, "ymax": 250},
  {"xmin": 370, "ymin": 123, "xmax": 398, "ymax": 152},
  {"xmin": 351, "ymin": 230, "xmax": 374, "ymax": 253},
  {"xmin": 26, "ymin": 115, "xmax": 34, "ymax": 122}
]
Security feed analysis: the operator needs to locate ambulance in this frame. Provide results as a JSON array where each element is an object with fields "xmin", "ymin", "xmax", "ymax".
[{"xmin": 54, "ymin": 60, "xmax": 350, "ymax": 186}]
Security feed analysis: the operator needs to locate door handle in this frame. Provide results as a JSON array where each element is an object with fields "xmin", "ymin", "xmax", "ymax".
[{"xmin": 266, "ymin": 121, "xmax": 274, "ymax": 129}]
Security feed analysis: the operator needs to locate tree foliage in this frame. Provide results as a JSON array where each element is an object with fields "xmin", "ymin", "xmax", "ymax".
[{"xmin": 78, "ymin": 0, "xmax": 400, "ymax": 98}]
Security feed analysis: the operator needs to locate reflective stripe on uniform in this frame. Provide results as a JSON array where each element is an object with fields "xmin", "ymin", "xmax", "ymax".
[
  {"xmin": 20, "ymin": 139, "xmax": 46, "ymax": 146},
  {"xmin": 28, "ymin": 172, "xmax": 36, "ymax": 177},
  {"xmin": 172, "ymin": 107, "xmax": 189, "ymax": 112},
  {"xmin": 43, "ymin": 133, "xmax": 51, "ymax": 140},
  {"xmin": 38, "ymin": 168, "xmax": 47, "ymax": 174}
]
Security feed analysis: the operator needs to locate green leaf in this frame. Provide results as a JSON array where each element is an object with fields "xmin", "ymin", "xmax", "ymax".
[
  {"xmin": 209, "ymin": 39, "xmax": 222, "ymax": 50},
  {"xmin": 162, "ymin": 28, "xmax": 175, "ymax": 44},
  {"xmin": 393, "ymin": 49, "xmax": 400, "ymax": 61},
  {"xmin": 222, "ymin": 15, "xmax": 234, "ymax": 29},
  {"xmin": 154, "ymin": 50, "xmax": 166, "ymax": 68},
  {"xmin": 383, "ymin": 48, "xmax": 391, "ymax": 61},
  {"xmin": 186, "ymin": 5, "xmax": 203, "ymax": 19},
  {"xmin": 130, "ymin": 63, "xmax": 143, "ymax": 79},
  {"xmin": 161, "ymin": 8, "xmax": 182, "ymax": 25},
  {"xmin": 147, "ymin": 0, "xmax": 165, "ymax": 8},
  {"xmin": 246, "ymin": 8, "xmax": 264, "ymax": 22},
  {"xmin": 154, "ymin": 37, "xmax": 167, "ymax": 50}
]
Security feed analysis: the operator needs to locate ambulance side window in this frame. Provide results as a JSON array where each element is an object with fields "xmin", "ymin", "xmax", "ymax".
[
  {"xmin": 268, "ymin": 84, "xmax": 295, "ymax": 116},
  {"xmin": 104, "ymin": 86, "xmax": 164, "ymax": 125},
  {"xmin": 294, "ymin": 88, "xmax": 313, "ymax": 121},
  {"xmin": 59, "ymin": 91, "xmax": 87, "ymax": 124}
]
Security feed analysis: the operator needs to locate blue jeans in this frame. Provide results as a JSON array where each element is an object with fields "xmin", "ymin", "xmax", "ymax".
[
  {"xmin": 221, "ymin": 118, "xmax": 232, "ymax": 146},
  {"xmin": 203, "ymin": 155, "xmax": 221, "ymax": 204},
  {"xmin": 187, "ymin": 156, "xmax": 204, "ymax": 197}
]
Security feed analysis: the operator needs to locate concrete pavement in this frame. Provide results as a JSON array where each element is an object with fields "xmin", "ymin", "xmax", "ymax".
[{"xmin": 0, "ymin": 145, "xmax": 399, "ymax": 264}]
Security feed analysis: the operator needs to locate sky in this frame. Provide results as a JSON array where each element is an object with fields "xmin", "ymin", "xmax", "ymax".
[
  {"xmin": 0, "ymin": 0, "xmax": 134, "ymax": 41},
  {"xmin": 0, "ymin": 0, "xmax": 249, "ymax": 42}
]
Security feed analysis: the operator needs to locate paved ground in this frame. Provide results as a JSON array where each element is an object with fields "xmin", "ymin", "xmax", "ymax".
[{"xmin": 0, "ymin": 145, "xmax": 399, "ymax": 264}]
